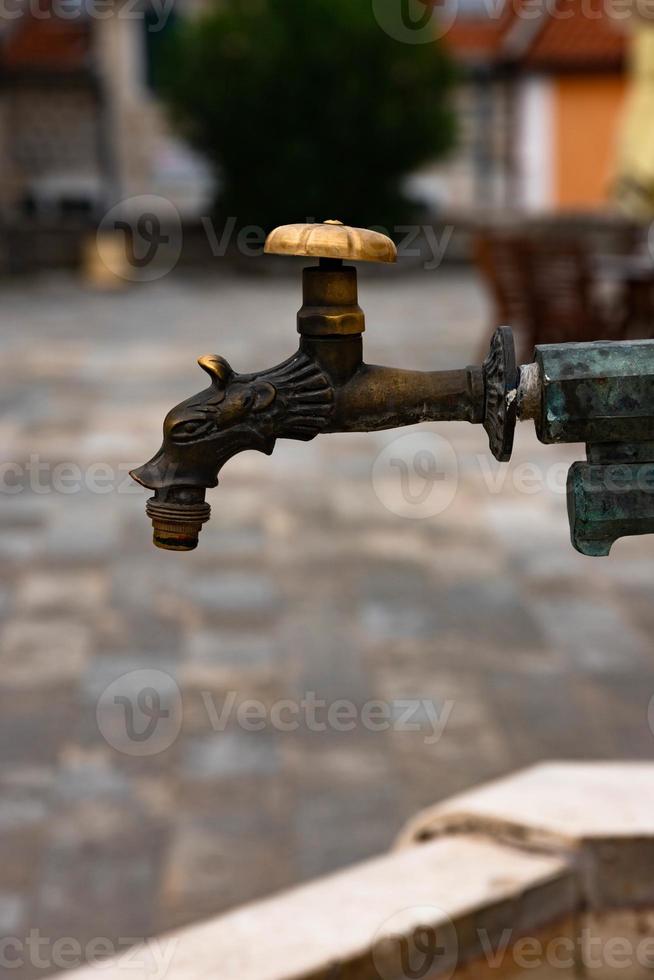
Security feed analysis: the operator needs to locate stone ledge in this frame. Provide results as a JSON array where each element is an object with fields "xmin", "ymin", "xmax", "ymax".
[
  {"xmin": 57, "ymin": 762, "xmax": 654, "ymax": 980},
  {"xmin": 396, "ymin": 762, "xmax": 654, "ymax": 910},
  {"xmin": 58, "ymin": 835, "xmax": 573, "ymax": 980},
  {"xmin": 398, "ymin": 763, "xmax": 654, "ymax": 847}
]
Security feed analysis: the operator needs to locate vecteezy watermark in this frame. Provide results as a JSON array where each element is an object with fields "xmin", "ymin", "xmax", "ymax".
[
  {"xmin": 371, "ymin": 432, "xmax": 654, "ymax": 521},
  {"xmin": 94, "ymin": 202, "xmax": 455, "ymax": 281},
  {"xmin": 477, "ymin": 926, "xmax": 654, "ymax": 972},
  {"xmin": 203, "ymin": 217, "xmax": 454, "ymax": 271},
  {"xmin": 372, "ymin": 0, "xmax": 458, "ymax": 44},
  {"xmin": 96, "ymin": 672, "xmax": 455, "ymax": 756},
  {"xmin": 367, "ymin": 914, "xmax": 654, "ymax": 980},
  {"xmin": 0, "ymin": 930, "xmax": 177, "ymax": 977},
  {"xmin": 0, "ymin": 457, "xmax": 142, "ymax": 495},
  {"xmin": 0, "ymin": 0, "xmax": 175, "ymax": 31},
  {"xmin": 201, "ymin": 691, "xmax": 454, "ymax": 745},
  {"xmin": 4, "ymin": 451, "xmax": 653, "ymax": 504},
  {"xmin": 372, "ymin": 432, "xmax": 459, "ymax": 519},
  {"xmin": 97, "ymin": 669, "xmax": 183, "ymax": 757},
  {"xmin": 372, "ymin": 906, "xmax": 459, "ymax": 980},
  {"xmin": 501, "ymin": 0, "xmax": 654, "ymax": 20},
  {"xmin": 372, "ymin": 0, "xmax": 654, "ymax": 46},
  {"xmin": 97, "ymin": 195, "xmax": 183, "ymax": 283}
]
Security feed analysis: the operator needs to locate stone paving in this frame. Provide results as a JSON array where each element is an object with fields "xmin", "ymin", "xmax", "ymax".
[{"xmin": 0, "ymin": 266, "xmax": 653, "ymax": 977}]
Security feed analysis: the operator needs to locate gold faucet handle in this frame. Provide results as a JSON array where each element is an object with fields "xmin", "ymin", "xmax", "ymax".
[{"xmin": 264, "ymin": 220, "xmax": 397, "ymax": 264}]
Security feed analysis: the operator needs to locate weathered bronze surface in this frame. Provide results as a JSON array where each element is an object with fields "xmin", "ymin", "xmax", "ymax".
[
  {"xmin": 132, "ymin": 222, "xmax": 512, "ymax": 550},
  {"xmin": 568, "ymin": 453, "xmax": 654, "ymax": 557},
  {"xmin": 264, "ymin": 219, "xmax": 397, "ymax": 264},
  {"xmin": 534, "ymin": 341, "xmax": 654, "ymax": 446},
  {"xmin": 483, "ymin": 326, "xmax": 518, "ymax": 463},
  {"xmin": 521, "ymin": 341, "xmax": 654, "ymax": 556},
  {"xmin": 132, "ymin": 222, "xmax": 654, "ymax": 556}
]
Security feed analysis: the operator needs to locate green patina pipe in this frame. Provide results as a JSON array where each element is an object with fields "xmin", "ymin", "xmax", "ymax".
[
  {"xmin": 523, "ymin": 340, "xmax": 654, "ymax": 557},
  {"xmin": 534, "ymin": 340, "xmax": 654, "ymax": 447}
]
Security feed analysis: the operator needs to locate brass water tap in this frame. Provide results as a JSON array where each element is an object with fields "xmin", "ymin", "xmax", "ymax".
[{"xmin": 131, "ymin": 220, "xmax": 517, "ymax": 551}]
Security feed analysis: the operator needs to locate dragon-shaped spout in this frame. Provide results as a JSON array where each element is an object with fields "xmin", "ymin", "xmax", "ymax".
[
  {"xmin": 130, "ymin": 350, "xmax": 335, "ymax": 550},
  {"xmin": 132, "ymin": 350, "xmax": 334, "ymax": 490},
  {"xmin": 131, "ymin": 332, "xmax": 513, "ymax": 550}
]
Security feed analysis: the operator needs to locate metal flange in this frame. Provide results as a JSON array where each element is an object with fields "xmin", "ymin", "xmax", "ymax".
[{"xmin": 483, "ymin": 326, "xmax": 518, "ymax": 463}]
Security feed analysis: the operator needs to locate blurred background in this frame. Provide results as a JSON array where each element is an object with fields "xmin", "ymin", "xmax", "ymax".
[{"xmin": 1, "ymin": 1, "xmax": 654, "ymax": 976}]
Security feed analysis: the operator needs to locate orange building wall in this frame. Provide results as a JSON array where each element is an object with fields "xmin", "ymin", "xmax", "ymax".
[{"xmin": 553, "ymin": 75, "xmax": 627, "ymax": 208}]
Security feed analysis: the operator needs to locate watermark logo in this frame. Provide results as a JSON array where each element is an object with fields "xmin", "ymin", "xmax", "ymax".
[
  {"xmin": 0, "ymin": 930, "xmax": 177, "ymax": 977},
  {"xmin": 96, "ymin": 684, "xmax": 453, "ymax": 749},
  {"xmin": 94, "ymin": 210, "xmax": 454, "ymax": 281},
  {"xmin": 0, "ymin": 0, "xmax": 175, "ymax": 29},
  {"xmin": 372, "ymin": 432, "xmax": 458, "ymax": 519},
  {"xmin": 97, "ymin": 669, "xmax": 183, "ymax": 757},
  {"xmin": 372, "ymin": 0, "xmax": 654, "ymax": 44},
  {"xmin": 201, "ymin": 691, "xmax": 453, "ymax": 745},
  {"xmin": 0, "ymin": 456, "xmax": 139, "ymax": 496},
  {"xmin": 0, "ymin": 451, "xmax": 602, "ymax": 505},
  {"xmin": 372, "ymin": 906, "xmax": 458, "ymax": 980},
  {"xmin": 372, "ymin": 0, "xmax": 456, "ymax": 44},
  {"xmin": 97, "ymin": 195, "xmax": 182, "ymax": 282}
]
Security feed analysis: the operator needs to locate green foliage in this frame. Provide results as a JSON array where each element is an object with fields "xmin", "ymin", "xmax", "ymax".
[{"xmin": 156, "ymin": 0, "xmax": 457, "ymax": 231}]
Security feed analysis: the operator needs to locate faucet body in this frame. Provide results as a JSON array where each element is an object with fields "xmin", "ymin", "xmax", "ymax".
[
  {"xmin": 132, "ymin": 220, "xmax": 654, "ymax": 557},
  {"xmin": 131, "ymin": 254, "xmax": 513, "ymax": 550}
]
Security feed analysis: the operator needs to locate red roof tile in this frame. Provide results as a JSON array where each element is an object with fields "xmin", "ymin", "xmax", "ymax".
[
  {"xmin": 1, "ymin": 19, "xmax": 90, "ymax": 72},
  {"xmin": 444, "ymin": 20, "xmax": 512, "ymax": 59},
  {"xmin": 444, "ymin": 0, "xmax": 627, "ymax": 70},
  {"xmin": 523, "ymin": 1, "xmax": 627, "ymax": 69}
]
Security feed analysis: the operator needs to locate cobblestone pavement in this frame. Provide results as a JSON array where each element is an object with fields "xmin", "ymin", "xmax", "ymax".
[{"xmin": 1, "ymin": 267, "xmax": 653, "ymax": 976}]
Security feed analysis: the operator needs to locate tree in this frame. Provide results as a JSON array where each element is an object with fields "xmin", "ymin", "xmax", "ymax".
[{"xmin": 156, "ymin": 0, "xmax": 457, "ymax": 232}]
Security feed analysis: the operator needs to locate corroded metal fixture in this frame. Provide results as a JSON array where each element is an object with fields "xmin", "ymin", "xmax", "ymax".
[
  {"xmin": 131, "ymin": 219, "xmax": 654, "ymax": 557},
  {"xmin": 131, "ymin": 220, "xmax": 517, "ymax": 550},
  {"xmin": 517, "ymin": 340, "xmax": 654, "ymax": 556}
]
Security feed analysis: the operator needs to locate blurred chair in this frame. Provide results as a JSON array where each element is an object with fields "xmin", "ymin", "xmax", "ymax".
[
  {"xmin": 519, "ymin": 237, "xmax": 628, "ymax": 348},
  {"xmin": 474, "ymin": 230, "xmax": 535, "ymax": 361},
  {"xmin": 475, "ymin": 224, "xmax": 638, "ymax": 360}
]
